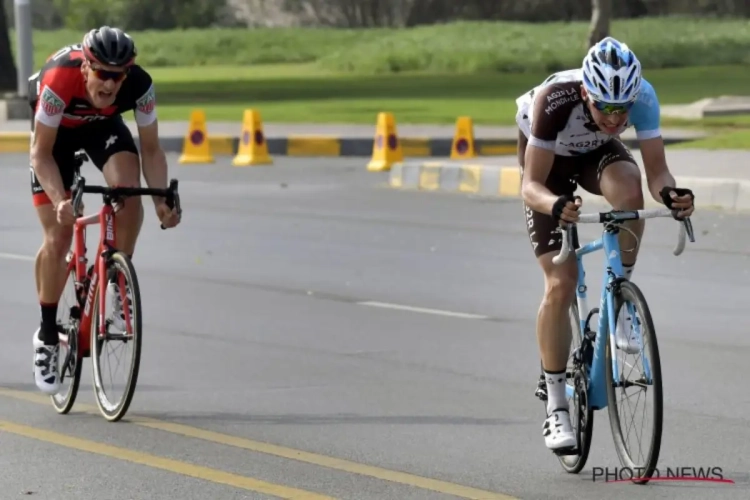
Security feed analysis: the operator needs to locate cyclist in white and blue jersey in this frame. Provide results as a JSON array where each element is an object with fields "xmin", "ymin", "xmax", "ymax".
[{"xmin": 514, "ymin": 37, "xmax": 695, "ymax": 451}]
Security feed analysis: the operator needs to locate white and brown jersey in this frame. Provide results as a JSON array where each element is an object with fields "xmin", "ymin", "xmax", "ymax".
[{"xmin": 515, "ymin": 69, "xmax": 662, "ymax": 157}]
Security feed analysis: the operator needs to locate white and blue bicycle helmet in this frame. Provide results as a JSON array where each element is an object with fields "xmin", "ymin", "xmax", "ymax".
[{"xmin": 582, "ymin": 37, "xmax": 642, "ymax": 105}]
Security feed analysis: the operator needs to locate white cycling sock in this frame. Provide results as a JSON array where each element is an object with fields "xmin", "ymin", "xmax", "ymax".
[
  {"xmin": 623, "ymin": 263, "xmax": 635, "ymax": 281},
  {"xmin": 545, "ymin": 369, "xmax": 568, "ymax": 415}
]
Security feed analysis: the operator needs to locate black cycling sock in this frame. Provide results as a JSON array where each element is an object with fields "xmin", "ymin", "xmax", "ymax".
[{"xmin": 40, "ymin": 302, "xmax": 59, "ymax": 346}]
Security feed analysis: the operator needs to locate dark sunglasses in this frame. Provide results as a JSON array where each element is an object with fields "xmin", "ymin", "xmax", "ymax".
[
  {"xmin": 90, "ymin": 65, "xmax": 129, "ymax": 83},
  {"xmin": 589, "ymin": 97, "xmax": 634, "ymax": 115}
]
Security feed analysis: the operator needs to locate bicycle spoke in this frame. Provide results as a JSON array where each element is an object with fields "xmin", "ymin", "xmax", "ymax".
[
  {"xmin": 606, "ymin": 281, "xmax": 663, "ymax": 483},
  {"xmin": 91, "ymin": 252, "xmax": 142, "ymax": 422},
  {"xmin": 50, "ymin": 269, "xmax": 83, "ymax": 414}
]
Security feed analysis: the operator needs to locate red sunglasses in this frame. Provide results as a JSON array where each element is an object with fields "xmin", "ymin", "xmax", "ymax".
[{"xmin": 90, "ymin": 64, "xmax": 129, "ymax": 83}]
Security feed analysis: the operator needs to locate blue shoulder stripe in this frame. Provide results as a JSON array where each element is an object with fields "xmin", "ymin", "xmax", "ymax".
[{"xmin": 628, "ymin": 78, "xmax": 661, "ymax": 140}]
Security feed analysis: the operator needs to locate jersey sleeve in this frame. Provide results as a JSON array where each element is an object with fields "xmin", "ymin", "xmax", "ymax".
[
  {"xmin": 628, "ymin": 79, "xmax": 661, "ymax": 141},
  {"xmin": 130, "ymin": 67, "xmax": 157, "ymax": 127},
  {"xmin": 34, "ymin": 69, "xmax": 72, "ymax": 128},
  {"xmin": 528, "ymin": 83, "xmax": 580, "ymax": 151}
]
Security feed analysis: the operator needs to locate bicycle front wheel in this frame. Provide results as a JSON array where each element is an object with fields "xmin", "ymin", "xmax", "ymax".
[
  {"xmin": 605, "ymin": 280, "xmax": 663, "ymax": 484},
  {"xmin": 51, "ymin": 267, "xmax": 83, "ymax": 414},
  {"xmin": 91, "ymin": 251, "xmax": 143, "ymax": 422}
]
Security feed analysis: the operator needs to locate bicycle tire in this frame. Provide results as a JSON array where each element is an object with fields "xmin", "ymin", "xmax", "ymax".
[
  {"xmin": 557, "ymin": 301, "xmax": 595, "ymax": 474},
  {"xmin": 605, "ymin": 280, "xmax": 663, "ymax": 484},
  {"xmin": 91, "ymin": 251, "xmax": 142, "ymax": 422},
  {"xmin": 51, "ymin": 269, "xmax": 83, "ymax": 415}
]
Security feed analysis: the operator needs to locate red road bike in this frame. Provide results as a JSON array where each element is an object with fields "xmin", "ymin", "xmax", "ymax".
[{"xmin": 51, "ymin": 151, "xmax": 181, "ymax": 422}]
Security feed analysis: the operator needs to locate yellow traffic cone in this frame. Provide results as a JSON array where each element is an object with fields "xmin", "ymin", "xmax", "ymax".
[
  {"xmin": 367, "ymin": 112, "xmax": 403, "ymax": 171},
  {"xmin": 450, "ymin": 116, "xmax": 477, "ymax": 159},
  {"xmin": 178, "ymin": 109, "xmax": 214, "ymax": 164},
  {"xmin": 232, "ymin": 109, "xmax": 273, "ymax": 166}
]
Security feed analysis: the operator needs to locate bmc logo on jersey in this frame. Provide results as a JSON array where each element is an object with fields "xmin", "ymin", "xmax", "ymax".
[
  {"xmin": 40, "ymin": 86, "xmax": 64, "ymax": 116},
  {"xmin": 136, "ymin": 85, "xmax": 155, "ymax": 115},
  {"xmin": 63, "ymin": 114, "xmax": 110, "ymax": 122}
]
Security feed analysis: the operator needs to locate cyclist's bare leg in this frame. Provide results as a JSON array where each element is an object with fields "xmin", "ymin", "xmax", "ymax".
[
  {"xmin": 102, "ymin": 151, "xmax": 143, "ymax": 256},
  {"xmin": 34, "ymin": 204, "xmax": 73, "ymax": 342},
  {"xmin": 519, "ymin": 129, "xmax": 575, "ymax": 386},
  {"xmin": 598, "ymin": 160, "xmax": 644, "ymax": 272},
  {"xmin": 536, "ymin": 249, "xmax": 576, "ymax": 401},
  {"xmin": 518, "ymin": 129, "xmax": 577, "ymax": 448}
]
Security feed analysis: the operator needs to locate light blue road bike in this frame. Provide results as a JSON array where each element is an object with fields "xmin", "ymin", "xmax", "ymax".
[{"xmin": 535, "ymin": 206, "xmax": 695, "ymax": 483}]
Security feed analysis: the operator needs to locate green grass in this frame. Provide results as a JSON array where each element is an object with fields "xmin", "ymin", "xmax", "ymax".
[
  {"xmin": 660, "ymin": 114, "xmax": 750, "ymax": 131},
  {"xmin": 669, "ymin": 130, "xmax": 750, "ymax": 150},
  {"xmin": 16, "ymin": 20, "xmax": 750, "ymax": 129},
  {"xmin": 15, "ymin": 17, "xmax": 750, "ymax": 73},
  {"xmin": 146, "ymin": 63, "xmax": 750, "ymax": 125},
  {"xmin": 15, "ymin": 28, "xmax": 384, "ymax": 70},
  {"xmin": 316, "ymin": 18, "xmax": 750, "ymax": 74}
]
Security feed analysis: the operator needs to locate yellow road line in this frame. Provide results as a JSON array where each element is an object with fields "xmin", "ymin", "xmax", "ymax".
[
  {"xmin": 0, "ymin": 419, "xmax": 334, "ymax": 500},
  {"xmin": 0, "ymin": 387, "xmax": 518, "ymax": 500}
]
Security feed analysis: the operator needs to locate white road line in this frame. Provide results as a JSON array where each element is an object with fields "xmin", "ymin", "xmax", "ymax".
[
  {"xmin": 0, "ymin": 252, "xmax": 33, "ymax": 262},
  {"xmin": 0, "ymin": 252, "xmax": 490, "ymax": 321},
  {"xmin": 357, "ymin": 301, "xmax": 489, "ymax": 320}
]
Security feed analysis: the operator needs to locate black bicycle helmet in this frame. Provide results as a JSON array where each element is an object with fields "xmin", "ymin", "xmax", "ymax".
[{"xmin": 82, "ymin": 26, "xmax": 136, "ymax": 67}]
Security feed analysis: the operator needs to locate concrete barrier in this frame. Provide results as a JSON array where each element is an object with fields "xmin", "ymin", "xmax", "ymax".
[{"xmin": 388, "ymin": 160, "xmax": 750, "ymax": 213}]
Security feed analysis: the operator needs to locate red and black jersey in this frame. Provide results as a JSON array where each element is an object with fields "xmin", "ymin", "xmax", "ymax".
[{"xmin": 28, "ymin": 43, "xmax": 157, "ymax": 129}]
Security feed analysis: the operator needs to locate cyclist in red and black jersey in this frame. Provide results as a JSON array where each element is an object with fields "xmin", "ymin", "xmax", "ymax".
[{"xmin": 28, "ymin": 26, "xmax": 181, "ymax": 394}]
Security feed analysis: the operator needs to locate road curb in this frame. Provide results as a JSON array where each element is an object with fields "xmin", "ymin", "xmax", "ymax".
[
  {"xmin": 0, "ymin": 132, "xmax": 693, "ymax": 157},
  {"xmin": 389, "ymin": 161, "xmax": 523, "ymax": 197},
  {"xmin": 388, "ymin": 160, "xmax": 750, "ymax": 212}
]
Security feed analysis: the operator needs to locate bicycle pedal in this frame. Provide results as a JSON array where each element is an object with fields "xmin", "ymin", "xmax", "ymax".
[
  {"xmin": 552, "ymin": 446, "xmax": 579, "ymax": 457},
  {"xmin": 535, "ymin": 375, "xmax": 548, "ymax": 401},
  {"xmin": 535, "ymin": 387, "xmax": 548, "ymax": 401}
]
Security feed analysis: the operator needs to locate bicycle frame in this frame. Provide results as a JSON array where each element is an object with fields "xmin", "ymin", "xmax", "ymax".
[
  {"xmin": 62, "ymin": 172, "xmax": 181, "ymax": 359},
  {"xmin": 565, "ymin": 223, "xmax": 647, "ymax": 411},
  {"xmin": 67, "ymin": 200, "xmax": 119, "ymax": 358}
]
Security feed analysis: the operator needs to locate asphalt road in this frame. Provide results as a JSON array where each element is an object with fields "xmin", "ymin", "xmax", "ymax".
[{"xmin": 0, "ymin": 154, "xmax": 748, "ymax": 499}]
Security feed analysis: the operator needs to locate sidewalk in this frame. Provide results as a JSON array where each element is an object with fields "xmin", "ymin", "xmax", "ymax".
[
  {"xmin": 387, "ymin": 149, "xmax": 750, "ymax": 213},
  {"xmin": 0, "ymin": 119, "xmax": 707, "ymax": 156}
]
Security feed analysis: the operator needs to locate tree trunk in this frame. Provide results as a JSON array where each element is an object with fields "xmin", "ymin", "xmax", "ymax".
[
  {"xmin": 0, "ymin": 2, "xmax": 18, "ymax": 93},
  {"xmin": 587, "ymin": 0, "xmax": 612, "ymax": 48}
]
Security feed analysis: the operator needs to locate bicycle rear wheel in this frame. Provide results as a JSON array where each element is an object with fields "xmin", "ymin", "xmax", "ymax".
[
  {"xmin": 556, "ymin": 301, "xmax": 595, "ymax": 474},
  {"xmin": 51, "ymin": 267, "xmax": 83, "ymax": 414},
  {"xmin": 91, "ymin": 251, "xmax": 142, "ymax": 422},
  {"xmin": 605, "ymin": 280, "xmax": 663, "ymax": 484}
]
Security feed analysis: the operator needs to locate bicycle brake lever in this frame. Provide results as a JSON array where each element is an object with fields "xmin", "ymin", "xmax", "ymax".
[
  {"xmin": 160, "ymin": 179, "xmax": 181, "ymax": 230},
  {"xmin": 683, "ymin": 217, "xmax": 695, "ymax": 243},
  {"xmin": 71, "ymin": 176, "xmax": 85, "ymax": 216},
  {"xmin": 165, "ymin": 179, "xmax": 178, "ymax": 208}
]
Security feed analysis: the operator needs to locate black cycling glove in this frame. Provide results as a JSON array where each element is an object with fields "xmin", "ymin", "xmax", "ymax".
[
  {"xmin": 551, "ymin": 194, "xmax": 579, "ymax": 224},
  {"xmin": 659, "ymin": 186, "xmax": 694, "ymax": 219}
]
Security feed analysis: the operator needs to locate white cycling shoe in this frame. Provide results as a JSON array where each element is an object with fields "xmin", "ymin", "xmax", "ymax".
[
  {"xmin": 543, "ymin": 409, "xmax": 577, "ymax": 450},
  {"xmin": 615, "ymin": 307, "xmax": 640, "ymax": 355},
  {"xmin": 32, "ymin": 327, "xmax": 60, "ymax": 395}
]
